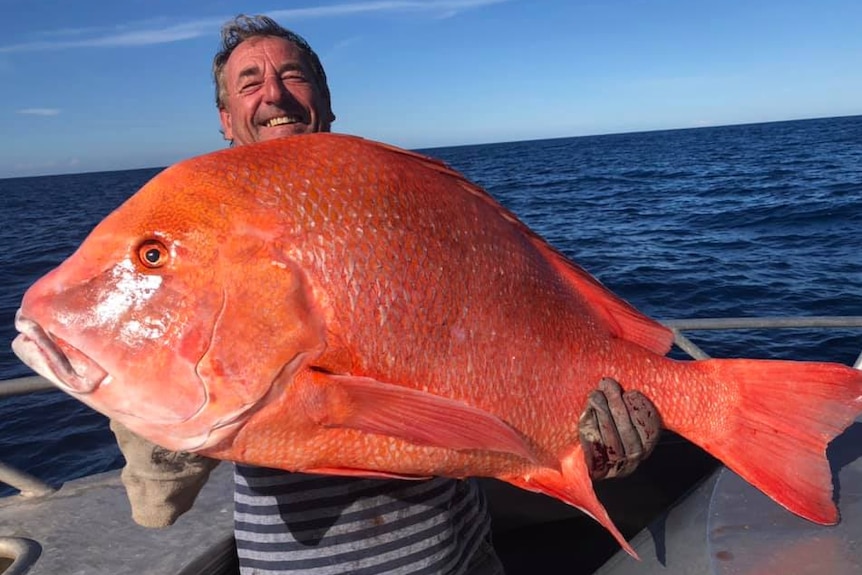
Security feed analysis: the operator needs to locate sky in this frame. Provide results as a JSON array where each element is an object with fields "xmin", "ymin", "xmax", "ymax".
[{"xmin": 1, "ymin": 0, "xmax": 861, "ymax": 178}]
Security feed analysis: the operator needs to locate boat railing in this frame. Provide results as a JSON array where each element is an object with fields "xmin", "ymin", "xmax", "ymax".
[
  {"xmin": 2, "ymin": 315, "xmax": 861, "ymax": 500},
  {"xmin": 0, "ymin": 376, "xmax": 61, "ymax": 499}
]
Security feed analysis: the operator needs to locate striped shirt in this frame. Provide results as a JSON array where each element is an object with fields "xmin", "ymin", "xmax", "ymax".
[{"xmin": 233, "ymin": 465, "xmax": 503, "ymax": 575}]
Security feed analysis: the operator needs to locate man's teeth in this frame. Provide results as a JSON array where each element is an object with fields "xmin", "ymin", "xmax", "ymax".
[{"xmin": 266, "ymin": 117, "xmax": 299, "ymax": 127}]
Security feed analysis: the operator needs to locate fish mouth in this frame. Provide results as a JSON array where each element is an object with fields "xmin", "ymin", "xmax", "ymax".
[{"xmin": 12, "ymin": 310, "xmax": 107, "ymax": 394}]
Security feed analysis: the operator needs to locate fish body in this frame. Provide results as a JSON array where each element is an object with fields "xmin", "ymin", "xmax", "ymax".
[{"xmin": 13, "ymin": 134, "xmax": 862, "ymax": 555}]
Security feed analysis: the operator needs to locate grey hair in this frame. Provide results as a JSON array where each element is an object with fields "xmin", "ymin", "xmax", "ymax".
[{"xmin": 212, "ymin": 14, "xmax": 332, "ymax": 112}]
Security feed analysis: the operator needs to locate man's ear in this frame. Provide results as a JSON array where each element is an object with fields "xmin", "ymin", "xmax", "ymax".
[{"xmin": 219, "ymin": 108, "xmax": 234, "ymax": 142}]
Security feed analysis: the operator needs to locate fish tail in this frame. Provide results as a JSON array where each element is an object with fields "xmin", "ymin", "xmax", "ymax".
[{"xmin": 687, "ymin": 359, "xmax": 862, "ymax": 524}]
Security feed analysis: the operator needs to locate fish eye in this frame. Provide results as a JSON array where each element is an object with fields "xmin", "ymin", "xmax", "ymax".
[{"xmin": 137, "ymin": 239, "xmax": 169, "ymax": 269}]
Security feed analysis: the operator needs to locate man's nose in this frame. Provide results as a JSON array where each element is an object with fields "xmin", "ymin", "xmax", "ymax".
[{"xmin": 262, "ymin": 75, "xmax": 295, "ymax": 104}]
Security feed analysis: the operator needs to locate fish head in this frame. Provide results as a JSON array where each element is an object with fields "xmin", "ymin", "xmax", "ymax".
[{"xmin": 12, "ymin": 154, "xmax": 326, "ymax": 452}]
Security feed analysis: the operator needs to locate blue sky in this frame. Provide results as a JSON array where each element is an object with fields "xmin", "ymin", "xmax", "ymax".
[{"xmin": 1, "ymin": 0, "xmax": 861, "ymax": 178}]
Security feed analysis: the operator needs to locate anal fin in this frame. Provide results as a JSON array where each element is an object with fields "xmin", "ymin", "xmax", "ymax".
[{"xmin": 504, "ymin": 444, "xmax": 638, "ymax": 559}]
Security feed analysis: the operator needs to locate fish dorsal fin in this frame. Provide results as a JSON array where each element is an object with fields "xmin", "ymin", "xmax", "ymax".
[
  {"xmin": 537, "ymin": 251, "xmax": 674, "ymax": 355},
  {"xmin": 355, "ymin": 135, "xmax": 673, "ymax": 354},
  {"xmin": 297, "ymin": 370, "xmax": 539, "ymax": 462},
  {"xmin": 451, "ymin": 176, "xmax": 673, "ymax": 355}
]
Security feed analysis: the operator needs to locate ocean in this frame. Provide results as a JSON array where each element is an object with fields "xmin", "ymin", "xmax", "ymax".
[{"xmin": 1, "ymin": 115, "xmax": 861, "ymax": 493}]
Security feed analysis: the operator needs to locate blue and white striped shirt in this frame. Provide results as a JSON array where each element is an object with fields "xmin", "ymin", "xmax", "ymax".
[{"xmin": 234, "ymin": 465, "xmax": 503, "ymax": 575}]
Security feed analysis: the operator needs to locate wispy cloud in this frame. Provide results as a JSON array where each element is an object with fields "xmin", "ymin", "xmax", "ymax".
[
  {"xmin": 269, "ymin": 0, "xmax": 509, "ymax": 20},
  {"xmin": 12, "ymin": 157, "xmax": 80, "ymax": 175},
  {"xmin": 0, "ymin": 0, "xmax": 509, "ymax": 54},
  {"xmin": 17, "ymin": 108, "xmax": 61, "ymax": 116},
  {"xmin": 0, "ymin": 20, "xmax": 216, "ymax": 53}
]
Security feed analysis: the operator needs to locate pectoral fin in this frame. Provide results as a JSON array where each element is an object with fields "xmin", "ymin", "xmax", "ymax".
[
  {"xmin": 297, "ymin": 370, "xmax": 537, "ymax": 462},
  {"xmin": 304, "ymin": 467, "xmax": 432, "ymax": 480}
]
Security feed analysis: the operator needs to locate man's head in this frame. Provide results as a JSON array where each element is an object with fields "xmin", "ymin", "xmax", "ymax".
[{"xmin": 213, "ymin": 15, "xmax": 335, "ymax": 145}]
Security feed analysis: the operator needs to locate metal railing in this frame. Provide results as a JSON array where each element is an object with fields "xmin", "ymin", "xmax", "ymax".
[
  {"xmin": 0, "ymin": 376, "xmax": 55, "ymax": 398},
  {"xmin": 2, "ymin": 315, "xmax": 862, "ymax": 499},
  {"xmin": 661, "ymin": 316, "xmax": 862, "ymax": 367},
  {"xmin": 0, "ymin": 376, "xmax": 60, "ymax": 499}
]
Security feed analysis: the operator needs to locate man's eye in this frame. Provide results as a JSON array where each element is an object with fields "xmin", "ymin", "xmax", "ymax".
[
  {"xmin": 239, "ymin": 81, "xmax": 262, "ymax": 93},
  {"xmin": 282, "ymin": 72, "xmax": 307, "ymax": 82}
]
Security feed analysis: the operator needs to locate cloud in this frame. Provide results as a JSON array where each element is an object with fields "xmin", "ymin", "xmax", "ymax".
[
  {"xmin": 268, "ymin": 0, "xmax": 509, "ymax": 20},
  {"xmin": 0, "ymin": 20, "xmax": 216, "ymax": 53},
  {"xmin": 8, "ymin": 156, "xmax": 82, "ymax": 175},
  {"xmin": 17, "ymin": 108, "xmax": 61, "ymax": 116},
  {"xmin": 0, "ymin": 0, "xmax": 509, "ymax": 53}
]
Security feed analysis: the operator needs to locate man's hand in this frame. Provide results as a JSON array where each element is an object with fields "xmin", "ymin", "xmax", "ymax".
[
  {"xmin": 110, "ymin": 420, "xmax": 221, "ymax": 527},
  {"xmin": 578, "ymin": 378, "xmax": 661, "ymax": 480}
]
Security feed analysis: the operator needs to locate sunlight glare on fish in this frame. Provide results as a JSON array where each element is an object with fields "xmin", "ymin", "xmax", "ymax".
[{"xmin": 93, "ymin": 258, "xmax": 163, "ymax": 331}]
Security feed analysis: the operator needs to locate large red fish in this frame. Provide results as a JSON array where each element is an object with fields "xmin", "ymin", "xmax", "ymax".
[{"xmin": 12, "ymin": 134, "xmax": 862, "ymax": 556}]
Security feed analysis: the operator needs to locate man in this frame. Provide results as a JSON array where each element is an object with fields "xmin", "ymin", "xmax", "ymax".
[{"xmin": 111, "ymin": 14, "xmax": 661, "ymax": 575}]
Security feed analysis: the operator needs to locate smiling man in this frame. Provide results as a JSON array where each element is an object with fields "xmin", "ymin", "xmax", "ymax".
[
  {"xmin": 110, "ymin": 14, "xmax": 661, "ymax": 575},
  {"xmin": 214, "ymin": 25, "xmax": 335, "ymax": 143}
]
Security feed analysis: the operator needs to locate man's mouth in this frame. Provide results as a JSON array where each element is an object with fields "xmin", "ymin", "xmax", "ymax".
[{"xmin": 264, "ymin": 116, "xmax": 302, "ymax": 128}]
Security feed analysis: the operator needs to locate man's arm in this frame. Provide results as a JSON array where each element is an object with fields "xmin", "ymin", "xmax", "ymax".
[
  {"xmin": 579, "ymin": 378, "xmax": 662, "ymax": 480},
  {"xmin": 110, "ymin": 420, "xmax": 220, "ymax": 527}
]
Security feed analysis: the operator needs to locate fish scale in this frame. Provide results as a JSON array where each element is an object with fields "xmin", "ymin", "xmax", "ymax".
[{"xmin": 12, "ymin": 133, "xmax": 862, "ymax": 557}]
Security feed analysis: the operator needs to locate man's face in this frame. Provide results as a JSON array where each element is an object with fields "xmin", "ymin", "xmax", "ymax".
[{"xmin": 218, "ymin": 36, "xmax": 333, "ymax": 145}]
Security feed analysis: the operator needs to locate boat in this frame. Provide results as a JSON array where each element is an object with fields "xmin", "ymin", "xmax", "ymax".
[{"xmin": 2, "ymin": 316, "xmax": 861, "ymax": 575}]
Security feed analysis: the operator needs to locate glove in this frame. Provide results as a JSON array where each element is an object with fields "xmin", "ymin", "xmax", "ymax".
[
  {"xmin": 578, "ymin": 377, "xmax": 661, "ymax": 480},
  {"xmin": 110, "ymin": 419, "xmax": 221, "ymax": 528}
]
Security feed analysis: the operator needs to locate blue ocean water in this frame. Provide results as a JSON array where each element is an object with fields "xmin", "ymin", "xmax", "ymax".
[{"xmin": 1, "ymin": 115, "xmax": 861, "ymax": 491}]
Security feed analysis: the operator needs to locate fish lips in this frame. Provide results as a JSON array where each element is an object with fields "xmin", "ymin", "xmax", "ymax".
[{"xmin": 12, "ymin": 310, "xmax": 107, "ymax": 395}]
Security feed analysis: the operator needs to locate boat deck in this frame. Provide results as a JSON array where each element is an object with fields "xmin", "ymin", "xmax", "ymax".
[
  {"xmin": 0, "ymin": 463, "xmax": 235, "ymax": 575},
  {"xmin": 1, "ymin": 420, "xmax": 858, "ymax": 574},
  {"xmin": 595, "ymin": 417, "xmax": 862, "ymax": 575}
]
